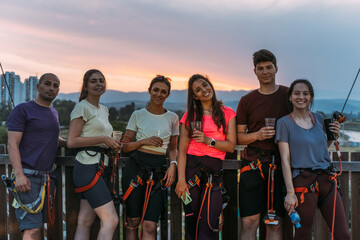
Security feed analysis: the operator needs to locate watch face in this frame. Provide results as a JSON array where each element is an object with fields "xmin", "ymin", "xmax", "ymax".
[{"xmin": 210, "ymin": 139, "xmax": 216, "ymax": 147}]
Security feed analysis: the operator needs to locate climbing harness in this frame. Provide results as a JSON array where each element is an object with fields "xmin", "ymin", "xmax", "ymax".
[
  {"xmin": 120, "ymin": 155, "xmax": 168, "ymax": 239},
  {"xmin": 185, "ymin": 157, "xmax": 230, "ymax": 240},
  {"xmin": 1, "ymin": 167, "xmax": 56, "ymax": 226},
  {"xmin": 73, "ymin": 146, "xmax": 121, "ymax": 204}
]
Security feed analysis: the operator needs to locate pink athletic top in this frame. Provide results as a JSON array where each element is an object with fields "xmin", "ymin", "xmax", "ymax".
[{"xmin": 180, "ymin": 106, "xmax": 236, "ymax": 160}]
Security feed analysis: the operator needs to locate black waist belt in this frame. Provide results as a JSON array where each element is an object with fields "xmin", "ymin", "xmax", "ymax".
[{"xmin": 246, "ymin": 146, "xmax": 280, "ymax": 161}]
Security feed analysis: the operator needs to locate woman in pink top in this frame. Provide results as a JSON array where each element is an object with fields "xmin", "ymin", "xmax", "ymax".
[{"xmin": 175, "ymin": 74, "xmax": 236, "ymax": 240}]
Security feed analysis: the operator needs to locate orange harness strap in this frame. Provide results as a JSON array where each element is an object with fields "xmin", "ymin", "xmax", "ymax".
[
  {"xmin": 46, "ymin": 174, "xmax": 56, "ymax": 227},
  {"xmin": 330, "ymin": 140, "xmax": 343, "ymax": 240},
  {"xmin": 74, "ymin": 162, "xmax": 106, "ymax": 193},
  {"xmin": 121, "ymin": 175, "xmax": 145, "ymax": 203},
  {"xmin": 294, "ymin": 180, "xmax": 319, "ymax": 204},
  {"xmin": 124, "ymin": 173, "xmax": 155, "ymax": 238},
  {"xmin": 240, "ymin": 159, "xmax": 265, "ymax": 180},
  {"xmin": 195, "ymin": 177, "xmax": 212, "ymax": 240}
]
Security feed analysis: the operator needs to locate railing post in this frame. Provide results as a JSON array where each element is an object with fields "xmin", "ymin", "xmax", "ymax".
[
  {"xmin": 0, "ymin": 164, "xmax": 7, "ymax": 240},
  {"xmin": 351, "ymin": 152, "xmax": 360, "ymax": 240},
  {"xmin": 170, "ymin": 186, "xmax": 182, "ymax": 240}
]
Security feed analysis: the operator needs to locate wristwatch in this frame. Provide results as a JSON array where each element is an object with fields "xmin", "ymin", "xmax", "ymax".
[{"xmin": 208, "ymin": 138, "xmax": 216, "ymax": 147}]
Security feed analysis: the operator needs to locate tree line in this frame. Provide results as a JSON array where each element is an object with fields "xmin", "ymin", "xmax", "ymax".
[{"xmin": 0, "ymin": 100, "xmax": 184, "ymax": 145}]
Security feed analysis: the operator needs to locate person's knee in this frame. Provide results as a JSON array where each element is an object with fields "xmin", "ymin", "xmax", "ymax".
[
  {"xmin": 102, "ymin": 213, "xmax": 119, "ymax": 229},
  {"xmin": 269, "ymin": 222, "xmax": 283, "ymax": 233},
  {"xmin": 126, "ymin": 217, "xmax": 140, "ymax": 228},
  {"xmin": 77, "ymin": 214, "xmax": 96, "ymax": 229},
  {"xmin": 241, "ymin": 215, "xmax": 260, "ymax": 230},
  {"xmin": 23, "ymin": 228, "xmax": 41, "ymax": 240},
  {"xmin": 142, "ymin": 221, "xmax": 157, "ymax": 236}
]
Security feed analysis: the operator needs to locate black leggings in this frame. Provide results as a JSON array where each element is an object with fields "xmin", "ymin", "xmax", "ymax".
[
  {"xmin": 293, "ymin": 171, "xmax": 350, "ymax": 240},
  {"xmin": 185, "ymin": 155, "xmax": 224, "ymax": 240}
]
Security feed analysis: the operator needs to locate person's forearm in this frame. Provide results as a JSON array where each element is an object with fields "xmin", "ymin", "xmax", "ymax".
[
  {"xmin": 206, "ymin": 138, "xmax": 236, "ymax": 152},
  {"xmin": 282, "ymin": 157, "xmax": 295, "ymax": 194},
  {"xmin": 8, "ymin": 143, "xmax": 24, "ymax": 176},
  {"xmin": 237, "ymin": 132, "xmax": 258, "ymax": 145},
  {"xmin": 67, "ymin": 136, "xmax": 108, "ymax": 148},
  {"xmin": 58, "ymin": 137, "xmax": 67, "ymax": 147},
  {"xmin": 168, "ymin": 148, "xmax": 178, "ymax": 163},
  {"xmin": 177, "ymin": 150, "xmax": 187, "ymax": 181},
  {"xmin": 122, "ymin": 140, "xmax": 145, "ymax": 152}
]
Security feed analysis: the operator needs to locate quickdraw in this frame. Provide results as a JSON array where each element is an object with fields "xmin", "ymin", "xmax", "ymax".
[{"xmin": 262, "ymin": 157, "xmax": 279, "ymax": 240}]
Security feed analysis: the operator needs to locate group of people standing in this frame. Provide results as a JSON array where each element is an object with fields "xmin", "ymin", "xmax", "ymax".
[{"xmin": 5, "ymin": 49, "xmax": 350, "ymax": 240}]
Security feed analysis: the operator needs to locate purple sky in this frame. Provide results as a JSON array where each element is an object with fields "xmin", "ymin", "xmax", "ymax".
[{"xmin": 1, "ymin": 0, "xmax": 360, "ymax": 99}]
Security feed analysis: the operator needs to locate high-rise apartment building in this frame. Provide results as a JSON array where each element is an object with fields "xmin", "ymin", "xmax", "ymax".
[
  {"xmin": 24, "ymin": 76, "xmax": 38, "ymax": 102},
  {"xmin": 0, "ymin": 72, "xmax": 38, "ymax": 106},
  {"xmin": 0, "ymin": 72, "xmax": 22, "ymax": 106}
]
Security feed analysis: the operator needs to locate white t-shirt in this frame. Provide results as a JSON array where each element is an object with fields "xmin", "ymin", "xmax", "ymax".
[
  {"xmin": 126, "ymin": 108, "xmax": 179, "ymax": 154},
  {"xmin": 70, "ymin": 99, "xmax": 113, "ymax": 165}
]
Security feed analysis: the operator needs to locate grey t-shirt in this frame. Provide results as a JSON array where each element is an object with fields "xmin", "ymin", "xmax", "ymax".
[{"xmin": 275, "ymin": 112, "xmax": 331, "ymax": 178}]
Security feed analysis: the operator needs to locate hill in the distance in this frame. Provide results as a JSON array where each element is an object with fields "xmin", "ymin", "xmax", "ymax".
[{"xmin": 57, "ymin": 90, "xmax": 360, "ymax": 114}]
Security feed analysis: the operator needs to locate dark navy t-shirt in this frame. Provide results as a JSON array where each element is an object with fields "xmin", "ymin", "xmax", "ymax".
[{"xmin": 7, "ymin": 101, "xmax": 60, "ymax": 171}]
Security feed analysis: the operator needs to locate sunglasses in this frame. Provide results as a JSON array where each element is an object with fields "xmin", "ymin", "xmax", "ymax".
[{"xmin": 156, "ymin": 74, "xmax": 172, "ymax": 82}]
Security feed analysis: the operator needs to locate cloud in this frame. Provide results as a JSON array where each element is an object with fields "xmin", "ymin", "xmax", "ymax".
[{"xmin": 0, "ymin": 0, "xmax": 359, "ymax": 99}]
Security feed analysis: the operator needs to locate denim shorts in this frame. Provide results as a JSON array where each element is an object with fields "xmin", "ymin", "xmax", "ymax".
[{"xmin": 14, "ymin": 175, "xmax": 56, "ymax": 231}]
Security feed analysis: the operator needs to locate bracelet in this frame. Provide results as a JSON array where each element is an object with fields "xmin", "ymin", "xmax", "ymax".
[{"xmin": 170, "ymin": 160, "xmax": 177, "ymax": 166}]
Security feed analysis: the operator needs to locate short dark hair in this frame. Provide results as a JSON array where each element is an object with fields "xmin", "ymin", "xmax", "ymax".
[
  {"xmin": 253, "ymin": 49, "xmax": 277, "ymax": 68},
  {"xmin": 148, "ymin": 75, "xmax": 171, "ymax": 94},
  {"xmin": 288, "ymin": 79, "xmax": 314, "ymax": 111},
  {"xmin": 39, "ymin": 73, "xmax": 59, "ymax": 84}
]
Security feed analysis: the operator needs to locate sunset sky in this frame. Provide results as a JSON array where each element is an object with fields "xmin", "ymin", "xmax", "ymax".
[{"xmin": 1, "ymin": 0, "xmax": 360, "ymax": 99}]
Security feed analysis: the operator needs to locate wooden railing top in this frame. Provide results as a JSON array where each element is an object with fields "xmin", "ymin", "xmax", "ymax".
[{"xmin": 1, "ymin": 153, "xmax": 360, "ymax": 171}]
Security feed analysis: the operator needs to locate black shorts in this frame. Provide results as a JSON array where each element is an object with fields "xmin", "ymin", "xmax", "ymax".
[
  {"xmin": 121, "ymin": 150, "xmax": 167, "ymax": 223},
  {"xmin": 73, "ymin": 160, "xmax": 112, "ymax": 209},
  {"xmin": 239, "ymin": 158, "xmax": 286, "ymax": 218},
  {"xmin": 14, "ymin": 175, "xmax": 56, "ymax": 231}
]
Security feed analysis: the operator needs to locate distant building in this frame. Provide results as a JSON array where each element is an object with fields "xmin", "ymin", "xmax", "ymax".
[
  {"xmin": 0, "ymin": 72, "xmax": 22, "ymax": 106},
  {"xmin": 24, "ymin": 76, "xmax": 38, "ymax": 102},
  {"xmin": 0, "ymin": 72, "xmax": 38, "ymax": 107}
]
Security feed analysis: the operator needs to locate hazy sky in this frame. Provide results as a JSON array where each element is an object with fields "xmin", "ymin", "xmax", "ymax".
[{"xmin": 1, "ymin": 0, "xmax": 360, "ymax": 99}]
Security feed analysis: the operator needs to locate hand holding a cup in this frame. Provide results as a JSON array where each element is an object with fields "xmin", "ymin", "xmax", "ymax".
[
  {"xmin": 256, "ymin": 118, "xmax": 276, "ymax": 141},
  {"xmin": 140, "ymin": 137, "xmax": 163, "ymax": 147},
  {"xmin": 191, "ymin": 121, "xmax": 208, "ymax": 143},
  {"xmin": 112, "ymin": 131, "xmax": 124, "ymax": 151}
]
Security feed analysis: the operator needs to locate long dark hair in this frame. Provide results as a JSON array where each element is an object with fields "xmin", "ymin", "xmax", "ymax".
[
  {"xmin": 79, "ymin": 69, "xmax": 106, "ymax": 102},
  {"xmin": 185, "ymin": 74, "xmax": 226, "ymax": 136},
  {"xmin": 288, "ymin": 79, "xmax": 314, "ymax": 111}
]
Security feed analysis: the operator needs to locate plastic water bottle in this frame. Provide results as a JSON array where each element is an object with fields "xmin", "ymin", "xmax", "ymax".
[{"xmin": 290, "ymin": 210, "xmax": 301, "ymax": 228}]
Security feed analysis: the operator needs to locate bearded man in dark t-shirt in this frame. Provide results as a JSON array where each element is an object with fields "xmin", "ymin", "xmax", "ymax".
[{"xmin": 236, "ymin": 49, "xmax": 290, "ymax": 240}]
